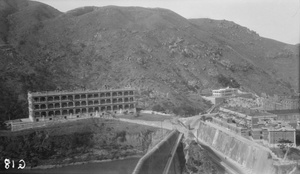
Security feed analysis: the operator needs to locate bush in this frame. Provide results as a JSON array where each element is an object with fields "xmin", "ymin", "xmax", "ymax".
[
  {"xmin": 217, "ymin": 75, "xmax": 240, "ymax": 88},
  {"xmin": 172, "ymin": 105, "xmax": 203, "ymax": 117},
  {"xmin": 152, "ymin": 104, "xmax": 165, "ymax": 112}
]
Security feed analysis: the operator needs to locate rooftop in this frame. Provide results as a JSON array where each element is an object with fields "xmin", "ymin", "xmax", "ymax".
[
  {"xmin": 267, "ymin": 127, "xmax": 295, "ymax": 131},
  {"xmin": 262, "ymin": 123, "xmax": 295, "ymax": 131},
  {"xmin": 29, "ymin": 88, "xmax": 136, "ymax": 96},
  {"xmin": 212, "ymin": 87, "xmax": 237, "ymax": 92}
]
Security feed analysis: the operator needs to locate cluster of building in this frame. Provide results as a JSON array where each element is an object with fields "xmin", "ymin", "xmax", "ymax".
[
  {"xmin": 201, "ymin": 87, "xmax": 300, "ymax": 148},
  {"xmin": 261, "ymin": 93, "xmax": 300, "ymax": 110},
  {"xmin": 217, "ymin": 106, "xmax": 297, "ymax": 147}
]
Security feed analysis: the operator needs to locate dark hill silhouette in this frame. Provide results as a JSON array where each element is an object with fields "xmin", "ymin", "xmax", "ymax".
[{"xmin": 0, "ymin": 0, "xmax": 298, "ymax": 121}]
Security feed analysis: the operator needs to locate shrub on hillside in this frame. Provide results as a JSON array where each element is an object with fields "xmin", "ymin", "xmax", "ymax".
[
  {"xmin": 0, "ymin": 131, "xmax": 93, "ymax": 167},
  {"xmin": 172, "ymin": 105, "xmax": 203, "ymax": 117},
  {"xmin": 152, "ymin": 104, "xmax": 165, "ymax": 112},
  {"xmin": 216, "ymin": 74, "xmax": 240, "ymax": 88}
]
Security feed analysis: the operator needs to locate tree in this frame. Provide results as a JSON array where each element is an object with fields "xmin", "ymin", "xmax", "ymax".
[{"xmin": 152, "ymin": 104, "xmax": 165, "ymax": 112}]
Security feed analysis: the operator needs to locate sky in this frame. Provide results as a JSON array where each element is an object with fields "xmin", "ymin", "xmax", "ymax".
[{"xmin": 34, "ymin": 0, "xmax": 300, "ymax": 45}]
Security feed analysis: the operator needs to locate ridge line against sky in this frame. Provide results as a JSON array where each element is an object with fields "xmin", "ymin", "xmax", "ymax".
[{"xmin": 34, "ymin": 0, "xmax": 300, "ymax": 45}]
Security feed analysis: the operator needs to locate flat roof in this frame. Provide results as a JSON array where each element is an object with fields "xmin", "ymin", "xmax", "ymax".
[
  {"xmin": 267, "ymin": 109, "xmax": 300, "ymax": 115},
  {"xmin": 29, "ymin": 88, "xmax": 136, "ymax": 96},
  {"xmin": 262, "ymin": 124, "xmax": 295, "ymax": 131}
]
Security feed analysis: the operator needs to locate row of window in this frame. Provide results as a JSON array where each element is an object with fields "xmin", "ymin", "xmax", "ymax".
[
  {"xmin": 35, "ymin": 109, "xmax": 136, "ymax": 122},
  {"xmin": 32, "ymin": 91, "xmax": 135, "ymax": 102},
  {"xmin": 34, "ymin": 104, "xmax": 135, "ymax": 117},
  {"xmin": 33, "ymin": 98, "xmax": 135, "ymax": 110}
]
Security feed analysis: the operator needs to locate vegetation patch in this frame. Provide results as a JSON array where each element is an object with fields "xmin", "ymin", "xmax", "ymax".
[
  {"xmin": 0, "ymin": 118, "xmax": 158, "ymax": 169},
  {"xmin": 216, "ymin": 74, "xmax": 240, "ymax": 88}
]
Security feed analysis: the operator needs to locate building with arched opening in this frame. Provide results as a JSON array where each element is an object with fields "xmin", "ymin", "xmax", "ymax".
[{"xmin": 28, "ymin": 88, "xmax": 136, "ymax": 122}]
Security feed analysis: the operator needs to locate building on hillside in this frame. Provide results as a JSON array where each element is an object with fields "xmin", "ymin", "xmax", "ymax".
[
  {"xmin": 266, "ymin": 126, "xmax": 296, "ymax": 147},
  {"xmin": 28, "ymin": 88, "xmax": 137, "ymax": 122},
  {"xmin": 266, "ymin": 109, "xmax": 300, "ymax": 125},
  {"xmin": 202, "ymin": 87, "xmax": 253, "ymax": 105},
  {"xmin": 251, "ymin": 124, "xmax": 296, "ymax": 147},
  {"xmin": 212, "ymin": 87, "xmax": 238, "ymax": 97},
  {"xmin": 261, "ymin": 93, "xmax": 299, "ymax": 110},
  {"xmin": 219, "ymin": 107, "xmax": 277, "ymax": 128}
]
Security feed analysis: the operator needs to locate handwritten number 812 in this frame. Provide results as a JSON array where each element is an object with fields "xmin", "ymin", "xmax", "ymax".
[{"xmin": 4, "ymin": 159, "xmax": 26, "ymax": 169}]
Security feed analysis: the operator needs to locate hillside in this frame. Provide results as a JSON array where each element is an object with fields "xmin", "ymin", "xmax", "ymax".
[
  {"xmin": 0, "ymin": 0, "xmax": 298, "ymax": 121},
  {"xmin": 189, "ymin": 18, "xmax": 299, "ymax": 93}
]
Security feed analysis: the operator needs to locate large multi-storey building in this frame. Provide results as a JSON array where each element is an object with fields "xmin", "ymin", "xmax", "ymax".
[
  {"xmin": 28, "ymin": 88, "xmax": 136, "ymax": 122},
  {"xmin": 252, "ymin": 125, "xmax": 296, "ymax": 147},
  {"xmin": 267, "ymin": 127, "xmax": 296, "ymax": 146}
]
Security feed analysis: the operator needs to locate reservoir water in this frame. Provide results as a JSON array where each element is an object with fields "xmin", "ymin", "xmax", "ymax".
[{"xmin": 2, "ymin": 157, "xmax": 140, "ymax": 174}]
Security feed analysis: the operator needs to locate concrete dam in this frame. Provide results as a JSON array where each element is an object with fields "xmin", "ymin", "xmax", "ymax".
[{"xmin": 133, "ymin": 130, "xmax": 185, "ymax": 174}]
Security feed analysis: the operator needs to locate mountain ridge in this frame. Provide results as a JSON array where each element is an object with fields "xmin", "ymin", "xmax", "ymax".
[{"xmin": 0, "ymin": 0, "xmax": 298, "ymax": 122}]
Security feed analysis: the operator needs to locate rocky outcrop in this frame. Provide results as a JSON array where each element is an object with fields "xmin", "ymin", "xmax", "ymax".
[{"xmin": 182, "ymin": 140, "xmax": 224, "ymax": 174}]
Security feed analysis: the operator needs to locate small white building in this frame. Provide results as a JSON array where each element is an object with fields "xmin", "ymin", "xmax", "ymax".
[{"xmin": 212, "ymin": 87, "xmax": 238, "ymax": 97}]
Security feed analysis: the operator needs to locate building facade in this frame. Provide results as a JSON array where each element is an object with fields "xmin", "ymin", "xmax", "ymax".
[
  {"xmin": 267, "ymin": 127, "xmax": 296, "ymax": 147},
  {"xmin": 261, "ymin": 93, "xmax": 299, "ymax": 110},
  {"xmin": 267, "ymin": 109, "xmax": 300, "ymax": 123},
  {"xmin": 28, "ymin": 88, "xmax": 136, "ymax": 122},
  {"xmin": 252, "ymin": 126, "xmax": 296, "ymax": 147},
  {"xmin": 212, "ymin": 87, "xmax": 238, "ymax": 97}
]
